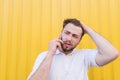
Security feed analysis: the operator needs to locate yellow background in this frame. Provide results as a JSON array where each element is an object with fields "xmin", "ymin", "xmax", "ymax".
[{"xmin": 0, "ymin": 0, "xmax": 120, "ymax": 80}]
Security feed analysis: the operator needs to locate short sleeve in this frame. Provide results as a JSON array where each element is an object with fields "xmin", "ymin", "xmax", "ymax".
[
  {"xmin": 27, "ymin": 51, "xmax": 48, "ymax": 80},
  {"xmin": 84, "ymin": 49, "xmax": 99, "ymax": 67}
]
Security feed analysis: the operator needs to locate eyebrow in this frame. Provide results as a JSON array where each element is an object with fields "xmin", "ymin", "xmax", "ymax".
[{"xmin": 64, "ymin": 30, "xmax": 79, "ymax": 36}]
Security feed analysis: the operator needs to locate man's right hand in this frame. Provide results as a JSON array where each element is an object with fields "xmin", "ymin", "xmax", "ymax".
[{"xmin": 48, "ymin": 38, "xmax": 63, "ymax": 55}]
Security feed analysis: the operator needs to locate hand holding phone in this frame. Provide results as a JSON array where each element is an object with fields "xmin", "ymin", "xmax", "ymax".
[{"xmin": 48, "ymin": 36, "xmax": 63, "ymax": 55}]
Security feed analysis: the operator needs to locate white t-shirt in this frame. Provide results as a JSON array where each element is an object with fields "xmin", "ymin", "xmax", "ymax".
[{"xmin": 27, "ymin": 49, "xmax": 99, "ymax": 80}]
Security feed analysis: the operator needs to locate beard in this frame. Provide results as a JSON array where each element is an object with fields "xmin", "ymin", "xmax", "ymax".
[
  {"xmin": 60, "ymin": 38, "xmax": 76, "ymax": 53},
  {"xmin": 60, "ymin": 42, "xmax": 75, "ymax": 52}
]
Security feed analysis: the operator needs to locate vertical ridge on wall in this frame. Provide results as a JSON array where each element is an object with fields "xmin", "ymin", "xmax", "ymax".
[
  {"xmin": 61, "ymin": 0, "xmax": 71, "ymax": 19},
  {"xmin": 26, "ymin": 0, "xmax": 41, "ymax": 77},
  {"xmin": 0, "ymin": 0, "xmax": 9, "ymax": 80},
  {"xmin": 0, "ymin": 0, "xmax": 3, "ymax": 78},
  {"xmin": 51, "ymin": 0, "xmax": 62, "ymax": 38},
  {"xmin": 16, "ymin": 0, "xmax": 32, "ymax": 80},
  {"xmin": 70, "ymin": 0, "xmax": 80, "ymax": 18},
  {"xmin": 16, "ymin": 0, "xmax": 23, "ymax": 80},
  {"xmin": 108, "ymin": 1, "xmax": 120, "ymax": 80},
  {"xmin": 40, "ymin": 0, "xmax": 52, "ymax": 51},
  {"xmin": 7, "ymin": 0, "xmax": 16, "ymax": 79}
]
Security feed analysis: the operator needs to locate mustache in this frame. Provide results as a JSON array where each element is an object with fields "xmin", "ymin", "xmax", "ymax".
[{"xmin": 61, "ymin": 37, "xmax": 72, "ymax": 44}]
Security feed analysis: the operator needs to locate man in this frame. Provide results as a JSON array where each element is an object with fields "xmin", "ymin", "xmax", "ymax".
[{"xmin": 27, "ymin": 18, "xmax": 119, "ymax": 80}]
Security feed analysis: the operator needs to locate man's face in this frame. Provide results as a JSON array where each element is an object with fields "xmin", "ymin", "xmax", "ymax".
[{"xmin": 60, "ymin": 23, "xmax": 83, "ymax": 52}]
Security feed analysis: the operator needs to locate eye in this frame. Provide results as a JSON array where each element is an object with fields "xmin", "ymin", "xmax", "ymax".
[
  {"xmin": 72, "ymin": 34, "xmax": 79, "ymax": 38},
  {"xmin": 64, "ymin": 31, "xmax": 70, "ymax": 35}
]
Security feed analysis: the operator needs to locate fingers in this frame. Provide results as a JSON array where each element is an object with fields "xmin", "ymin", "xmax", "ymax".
[
  {"xmin": 55, "ymin": 37, "xmax": 64, "ymax": 51},
  {"xmin": 80, "ymin": 21, "xmax": 86, "ymax": 29},
  {"xmin": 80, "ymin": 21, "xmax": 84, "ymax": 25},
  {"xmin": 80, "ymin": 21, "xmax": 87, "ymax": 27},
  {"xmin": 80, "ymin": 21, "xmax": 90, "ymax": 34},
  {"xmin": 49, "ymin": 37, "xmax": 63, "ymax": 51},
  {"xmin": 56, "ymin": 38, "xmax": 63, "ymax": 44},
  {"xmin": 56, "ymin": 41, "xmax": 62, "ymax": 50},
  {"xmin": 56, "ymin": 35, "xmax": 64, "ymax": 43},
  {"xmin": 80, "ymin": 21, "xmax": 91, "ymax": 29},
  {"xmin": 56, "ymin": 38, "xmax": 63, "ymax": 48}
]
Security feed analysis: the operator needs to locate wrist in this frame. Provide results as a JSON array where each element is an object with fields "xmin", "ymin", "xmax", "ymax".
[
  {"xmin": 85, "ymin": 27, "xmax": 94, "ymax": 35},
  {"xmin": 48, "ymin": 50, "xmax": 56, "ymax": 56}
]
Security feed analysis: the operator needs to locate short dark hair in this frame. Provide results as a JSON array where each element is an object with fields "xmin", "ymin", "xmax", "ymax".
[{"xmin": 63, "ymin": 18, "xmax": 84, "ymax": 38}]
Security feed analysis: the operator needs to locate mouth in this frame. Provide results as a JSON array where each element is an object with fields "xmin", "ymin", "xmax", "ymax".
[{"xmin": 64, "ymin": 43, "xmax": 72, "ymax": 47}]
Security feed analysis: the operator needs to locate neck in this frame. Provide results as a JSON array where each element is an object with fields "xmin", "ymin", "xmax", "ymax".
[{"xmin": 59, "ymin": 48, "xmax": 73, "ymax": 55}]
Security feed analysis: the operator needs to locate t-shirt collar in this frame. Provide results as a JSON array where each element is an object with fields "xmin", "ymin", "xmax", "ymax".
[{"xmin": 56, "ymin": 49, "xmax": 77, "ymax": 55}]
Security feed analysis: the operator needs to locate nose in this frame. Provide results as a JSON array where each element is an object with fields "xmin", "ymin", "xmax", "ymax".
[{"xmin": 66, "ymin": 35, "xmax": 72, "ymax": 41}]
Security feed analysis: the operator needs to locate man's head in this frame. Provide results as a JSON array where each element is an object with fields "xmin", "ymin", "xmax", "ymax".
[
  {"xmin": 63, "ymin": 18, "xmax": 84, "ymax": 38},
  {"xmin": 60, "ymin": 18, "xmax": 84, "ymax": 54}
]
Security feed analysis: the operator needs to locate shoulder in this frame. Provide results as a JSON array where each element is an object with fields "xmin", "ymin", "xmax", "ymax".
[
  {"xmin": 32, "ymin": 51, "xmax": 48, "ymax": 70},
  {"xmin": 77, "ymin": 48, "xmax": 98, "ymax": 54},
  {"xmin": 75, "ymin": 48, "xmax": 98, "ymax": 57},
  {"xmin": 78, "ymin": 49, "xmax": 99, "ymax": 67},
  {"xmin": 36, "ymin": 51, "xmax": 48, "ymax": 60}
]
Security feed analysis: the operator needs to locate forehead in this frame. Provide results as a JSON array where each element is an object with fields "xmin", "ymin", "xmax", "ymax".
[{"xmin": 63, "ymin": 23, "xmax": 83, "ymax": 36}]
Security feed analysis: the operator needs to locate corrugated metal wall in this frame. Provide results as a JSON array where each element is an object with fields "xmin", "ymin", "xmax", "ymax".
[{"xmin": 0, "ymin": 0, "xmax": 120, "ymax": 80}]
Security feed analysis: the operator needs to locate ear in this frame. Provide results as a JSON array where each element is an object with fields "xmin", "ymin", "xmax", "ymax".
[{"xmin": 78, "ymin": 37, "xmax": 82, "ymax": 43}]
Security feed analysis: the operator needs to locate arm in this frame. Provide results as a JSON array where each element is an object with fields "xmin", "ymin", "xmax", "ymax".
[
  {"xmin": 28, "ymin": 38, "xmax": 63, "ymax": 80},
  {"xmin": 80, "ymin": 22, "xmax": 119, "ymax": 66}
]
